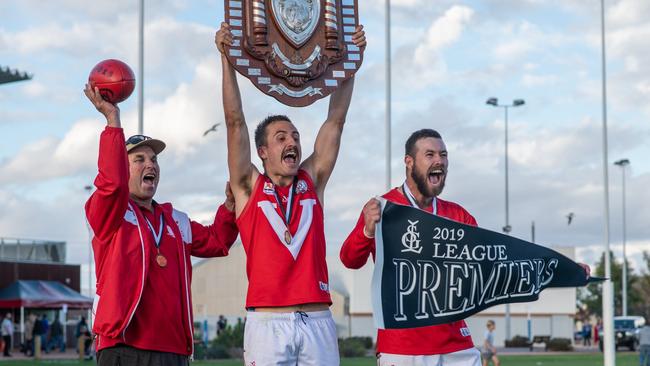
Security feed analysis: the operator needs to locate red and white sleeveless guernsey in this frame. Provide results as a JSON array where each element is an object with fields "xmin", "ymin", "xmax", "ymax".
[{"xmin": 237, "ymin": 169, "xmax": 332, "ymax": 307}]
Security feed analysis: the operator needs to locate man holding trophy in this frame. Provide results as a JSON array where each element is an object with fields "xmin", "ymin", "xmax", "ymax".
[{"xmin": 215, "ymin": 12, "xmax": 366, "ymax": 365}]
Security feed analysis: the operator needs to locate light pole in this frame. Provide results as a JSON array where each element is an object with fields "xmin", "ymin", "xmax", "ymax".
[
  {"xmin": 486, "ymin": 97, "xmax": 525, "ymax": 341},
  {"xmin": 385, "ymin": 0, "xmax": 391, "ymax": 190},
  {"xmin": 599, "ymin": 1, "xmax": 615, "ymax": 364},
  {"xmin": 614, "ymin": 158, "xmax": 629, "ymax": 316},
  {"xmin": 138, "ymin": 0, "xmax": 144, "ymax": 134},
  {"xmin": 84, "ymin": 185, "xmax": 94, "ymax": 328}
]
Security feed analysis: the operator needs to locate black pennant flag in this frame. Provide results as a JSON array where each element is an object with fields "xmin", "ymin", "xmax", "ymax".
[{"xmin": 371, "ymin": 200, "xmax": 603, "ymax": 330}]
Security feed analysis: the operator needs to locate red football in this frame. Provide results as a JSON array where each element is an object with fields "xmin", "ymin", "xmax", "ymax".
[{"xmin": 88, "ymin": 59, "xmax": 135, "ymax": 104}]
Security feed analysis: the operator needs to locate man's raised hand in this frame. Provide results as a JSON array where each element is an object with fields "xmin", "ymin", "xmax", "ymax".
[
  {"xmin": 84, "ymin": 83, "xmax": 120, "ymax": 127},
  {"xmin": 351, "ymin": 25, "xmax": 366, "ymax": 49},
  {"xmin": 215, "ymin": 22, "xmax": 233, "ymax": 55},
  {"xmin": 362, "ymin": 198, "xmax": 381, "ymax": 239}
]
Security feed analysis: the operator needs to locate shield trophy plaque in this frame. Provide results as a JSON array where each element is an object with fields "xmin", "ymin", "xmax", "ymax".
[{"xmin": 224, "ymin": 0, "xmax": 362, "ymax": 107}]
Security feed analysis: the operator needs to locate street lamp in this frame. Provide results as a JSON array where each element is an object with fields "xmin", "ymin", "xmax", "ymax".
[
  {"xmin": 486, "ymin": 97, "xmax": 525, "ymax": 341},
  {"xmin": 614, "ymin": 158, "xmax": 629, "ymax": 316}
]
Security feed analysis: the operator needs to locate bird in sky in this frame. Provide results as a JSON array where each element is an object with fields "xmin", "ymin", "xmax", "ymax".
[
  {"xmin": 566, "ymin": 212, "xmax": 575, "ymax": 225},
  {"xmin": 203, "ymin": 123, "xmax": 220, "ymax": 137}
]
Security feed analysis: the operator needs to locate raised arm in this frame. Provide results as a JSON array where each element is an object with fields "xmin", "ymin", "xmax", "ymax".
[
  {"xmin": 215, "ymin": 22, "xmax": 259, "ymax": 216},
  {"xmin": 301, "ymin": 26, "xmax": 366, "ymax": 201},
  {"xmin": 83, "ymin": 84, "xmax": 130, "ymax": 241}
]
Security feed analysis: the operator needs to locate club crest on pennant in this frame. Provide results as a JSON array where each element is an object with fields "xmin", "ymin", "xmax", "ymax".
[{"xmin": 224, "ymin": 0, "xmax": 362, "ymax": 107}]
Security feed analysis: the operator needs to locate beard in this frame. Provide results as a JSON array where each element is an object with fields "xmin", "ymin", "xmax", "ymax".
[{"xmin": 410, "ymin": 165, "xmax": 445, "ymax": 198}]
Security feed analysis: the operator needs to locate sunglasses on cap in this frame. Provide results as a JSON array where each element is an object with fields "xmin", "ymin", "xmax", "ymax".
[
  {"xmin": 125, "ymin": 134, "xmax": 166, "ymax": 155},
  {"xmin": 125, "ymin": 135, "xmax": 151, "ymax": 145}
]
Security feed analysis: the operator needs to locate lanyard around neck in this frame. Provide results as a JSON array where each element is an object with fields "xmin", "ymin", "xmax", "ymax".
[
  {"xmin": 267, "ymin": 175, "xmax": 296, "ymax": 224},
  {"xmin": 402, "ymin": 182, "xmax": 437, "ymax": 215},
  {"xmin": 144, "ymin": 213, "xmax": 164, "ymax": 248}
]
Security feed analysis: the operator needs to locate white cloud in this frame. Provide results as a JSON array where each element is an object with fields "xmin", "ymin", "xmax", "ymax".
[
  {"xmin": 493, "ymin": 39, "xmax": 533, "ymax": 61},
  {"xmin": 0, "ymin": 119, "xmax": 101, "ymax": 184},
  {"xmin": 413, "ymin": 5, "xmax": 474, "ymax": 66},
  {"xmin": 522, "ymin": 73, "xmax": 558, "ymax": 87},
  {"xmin": 609, "ymin": 0, "xmax": 650, "ymax": 27},
  {"xmin": 20, "ymin": 81, "xmax": 46, "ymax": 97},
  {"xmin": 491, "ymin": 21, "xmax": 545, "ymax": 61}
]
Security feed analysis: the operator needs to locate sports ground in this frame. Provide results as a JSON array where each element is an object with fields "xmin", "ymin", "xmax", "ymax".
[{"xmin": 0, "ymin": 353, "xmax": 641, "ymax": 366}]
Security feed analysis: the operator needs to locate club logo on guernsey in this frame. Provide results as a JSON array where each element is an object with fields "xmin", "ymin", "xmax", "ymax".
[
  {"xmin": 296, "ymin": 179, "xmax": 308, "ymax": 194},
  {"xmin": 319, "ymin": 281, "xmax": 329, "ymax": 292},
  {"xmin": 258, "ymin": 199, "xmax": 317, "ymax": 260},
  {"xmin": 263, "ymin": 182, "xmax": 275, "ymax": 195},
  {"xmin": 166, "ymin": 225, "xmax": 175, "ymax": 238}
]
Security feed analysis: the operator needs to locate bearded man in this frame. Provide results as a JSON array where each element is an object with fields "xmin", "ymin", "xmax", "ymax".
[{"xmin": 341, "ymin": 129, "xmax": 483, "ymax": 366}]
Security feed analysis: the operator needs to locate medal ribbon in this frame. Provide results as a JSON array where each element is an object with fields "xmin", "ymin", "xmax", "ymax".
[
  {"xmin": 402, "ymin": 182, "xmax": 437, "ymax": 215},
  {"xmin": 267, "ymin": 175, "xmax": 297, "ymax": 225},
  {"xmin": 145, "ymin": 214, "xmax": 165, "ymax": 248}
]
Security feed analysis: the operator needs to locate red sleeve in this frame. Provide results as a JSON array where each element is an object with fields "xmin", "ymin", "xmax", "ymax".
[
  {"xmin": 84, "ymin": 127, "xmax": 129, "ymax": 242},
  {"xmin": 465, "ymin": 213, "xmax": 477, "ymax": 227},
  {"xmin": 340, "ymin": 212, "xmax": 376, "ymax": 269},
  {"xmin": 190, "ymin": 204, "xmax": 239, "ymax": 258},
  {"xmin": 463, "ymin": 210, "xmax": 478, "ymax": 227}
]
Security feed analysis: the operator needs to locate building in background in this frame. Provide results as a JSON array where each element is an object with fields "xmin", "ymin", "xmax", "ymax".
[
  {"xmin": 0, "ymin": 238, "xmax": 76, "ymax": 290},
  {"xmin": 0, "ymin": 237, "xmax": 90, "ymax": 350}
]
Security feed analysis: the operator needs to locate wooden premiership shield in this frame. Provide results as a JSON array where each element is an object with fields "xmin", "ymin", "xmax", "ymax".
[{"xmin": 224, "ymin": 0, "xmax": 363, "ymax": 107}]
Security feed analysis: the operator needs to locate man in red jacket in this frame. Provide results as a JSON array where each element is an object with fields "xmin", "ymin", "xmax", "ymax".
[
  {"xmin": 83, "ymin": 84, "xmax": 239, "ymax": 366},
  {"xmin": 341, "ymin": 129, "xmax": 481, "ymax": 366},
  {"xmin": 341, "ymin": 129, "xmax": 591, "ymax": 365}
]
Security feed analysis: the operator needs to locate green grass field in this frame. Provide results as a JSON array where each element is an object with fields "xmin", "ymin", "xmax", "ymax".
[{"xmin": 0, "ymin": 353, "xmax": 640, "ymax": 366}]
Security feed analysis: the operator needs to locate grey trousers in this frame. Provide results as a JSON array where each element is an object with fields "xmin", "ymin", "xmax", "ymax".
[
  {"xmin": 97, "ymin": 345, "xmax": 189, "ymax": 366},
  {"xmin": 640, "ymin": 345, "xmax": 650, "ymax": 366}
]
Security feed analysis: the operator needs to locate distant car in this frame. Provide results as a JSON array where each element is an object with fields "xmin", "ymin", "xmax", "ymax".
[{"xmin": 611, "ymin": 316, "xmax": 645, "ymax": 351}]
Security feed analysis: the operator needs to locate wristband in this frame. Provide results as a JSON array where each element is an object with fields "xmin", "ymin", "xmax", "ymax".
[{"xmin": 362, "ymin": 226, "xmax": 375, "ymax": 239}]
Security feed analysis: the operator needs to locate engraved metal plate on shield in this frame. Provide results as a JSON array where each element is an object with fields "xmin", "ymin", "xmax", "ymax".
[{"xmin": 271, "ymin": 0, "xmax": 320, "ymax": 47}]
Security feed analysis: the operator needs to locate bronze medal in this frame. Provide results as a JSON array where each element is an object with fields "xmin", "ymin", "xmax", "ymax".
[
  {"xmin": 156, "ymin": 253, "xmax": 168, "ymax": 268},
  {"xmin": 145, "ymin": 213, "xmax": 166, "ymax": 268},
  {"xmin": 284, "ymin": 230, "xmax": 292, "ymax": 245}
]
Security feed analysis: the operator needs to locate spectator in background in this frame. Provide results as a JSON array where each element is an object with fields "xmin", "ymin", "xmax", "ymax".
[
  {"xmin": 74, "ymin": 316, "xmax": 87, "ymax": 340},
  {"xmin": 482, "ymin": 320, "xmax": 499, "ymax": 366},
  {"xmin": 48, "ymin": 317, "xmax": 65, "ymax": 352},
  {"xmin": 1, "ymin": 313, "xmax": 14, "ymax": 357},
  {"xmin": 639, "ymin": 319, "xmax": 650, "ymax": 366},
  {"xmin": 75, "ymin": 317, "xmax": 91, "ymax": 356},
  {"xmin": 32, "ymin": 315, "xmax": 43, "ymax": 353},
  {"xmin": 23, "ymin": 314, "xmax": 35, "ymax": 356},
  {"xmin": 216, "ymin": 315, "xmax": 227, "ymax": 337},
  {"xmin": 582, "ymin": 322, "xmax": 592, "ymax": 347},
  {"xmin": 594, "ymin": 319, "xmax": 601, "ymax": 346},
  {"xmin": 39, "ymin": 315, "xmax": 49, "ymax": 353}
]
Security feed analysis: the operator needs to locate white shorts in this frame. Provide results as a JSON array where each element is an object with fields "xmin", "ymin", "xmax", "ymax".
[
  {"xmin": 378, "ymin": 347, "xmax": 481, "ymax": 366},
  {"xmin": 243, "ymin": 310, "xmax": 339, "ymax": 366}
]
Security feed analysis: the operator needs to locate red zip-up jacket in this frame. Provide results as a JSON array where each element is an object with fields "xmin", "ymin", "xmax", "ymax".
[{"xmin": 85, "ymin": 127, "xmax": 238, "ymax": 355}]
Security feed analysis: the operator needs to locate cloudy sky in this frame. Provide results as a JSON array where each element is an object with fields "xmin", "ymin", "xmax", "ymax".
[{"xmin": 1, "ymin": 0, "xmax": 649, "ymax": 294}]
